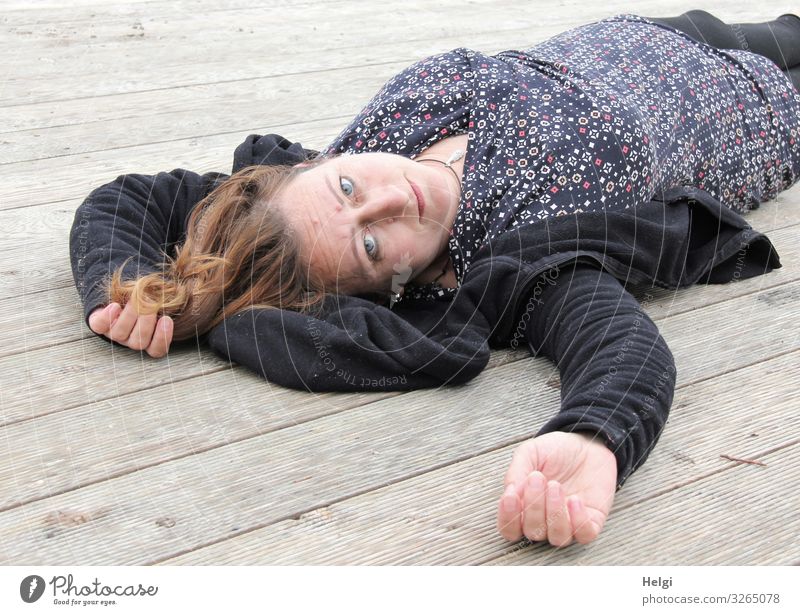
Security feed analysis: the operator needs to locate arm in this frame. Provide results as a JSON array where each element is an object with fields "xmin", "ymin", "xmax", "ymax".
[
  {"xmin": 206, "ymin": 291, "xmax": 492, "ymax": 391},
  {"xmin": 523, "ymin": 262, "xmax": 676, "ymax": 491},
  {"xmin": 496, "ymin": 261, "xmax": 675, "ymax": 546},
  {"xmin": 69, "ymin": 169, "xmax": 227, "ymax": 338}
]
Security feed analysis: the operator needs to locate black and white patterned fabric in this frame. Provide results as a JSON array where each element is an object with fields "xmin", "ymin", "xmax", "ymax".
[{"xmin": 321, "ymin": 14, "xmax": 800, "ymax": 303}]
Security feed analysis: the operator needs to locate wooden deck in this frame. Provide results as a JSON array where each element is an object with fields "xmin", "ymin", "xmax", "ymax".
[{"xmin": 2, "ymin": 0, "xmax": 799, "ymax": 565}]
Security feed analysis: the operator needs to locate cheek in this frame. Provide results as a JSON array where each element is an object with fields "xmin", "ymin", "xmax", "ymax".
[{"xmin": 395, "ymin": 231, "xmax": 427, "ymax": 259}]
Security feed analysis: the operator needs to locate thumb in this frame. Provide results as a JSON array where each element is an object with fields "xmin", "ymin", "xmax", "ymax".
[{"xmin": 504, "ymin": 440, "xmax": 539, "ymax": 494}]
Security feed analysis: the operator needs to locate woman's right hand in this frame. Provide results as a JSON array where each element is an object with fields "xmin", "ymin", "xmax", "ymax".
[{"xmin": 88, "ymin": 302, "xmax": 174, "ymax": 358}]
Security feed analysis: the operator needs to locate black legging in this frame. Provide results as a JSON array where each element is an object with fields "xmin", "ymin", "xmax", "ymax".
[{"xmin": 646, "ymin": 10, "xmax": 800, "ymax": 91}]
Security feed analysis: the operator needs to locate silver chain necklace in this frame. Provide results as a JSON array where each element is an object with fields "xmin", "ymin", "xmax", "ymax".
[{"xmin": 414, "ymin": 148, "xmax": 466, "ymax": 189}]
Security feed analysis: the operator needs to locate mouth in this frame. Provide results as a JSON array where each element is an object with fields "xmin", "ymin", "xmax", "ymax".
[{"xmin": 409, "ymin": 181, "xmax": 425, "ymax": 221}]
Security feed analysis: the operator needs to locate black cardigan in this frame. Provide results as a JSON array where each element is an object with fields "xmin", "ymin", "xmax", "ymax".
[{"xmin": 69, "ymin": 134, "xmax": 781, "ymax": 489}]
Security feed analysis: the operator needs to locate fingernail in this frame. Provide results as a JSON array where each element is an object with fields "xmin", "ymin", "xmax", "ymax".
[
  {"xmin": 568, "ymin": 496, "xmax": 582, "ymax": 511},
  {"xmin": 528, "ymin": 471, "xmax": 543, "ymax": 489}
]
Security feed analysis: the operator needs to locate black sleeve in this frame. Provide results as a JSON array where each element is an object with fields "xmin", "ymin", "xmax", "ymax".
[
  {"xmin": 206, "ymin": 293, "xmax": 492, "ymax": 391},
  {"xmin": 69, "ymin": 169, "xmax": 228, "ymax": 338},
  {"xmin": 523, "ymin": 263, "xmax": 677, "ymax": 490}
]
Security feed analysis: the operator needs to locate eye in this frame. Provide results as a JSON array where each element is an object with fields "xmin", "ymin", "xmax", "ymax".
[
  {"xmin": 363, "ymin": 227, "xmax": 380, "ymax": 262},
  {"xmin": 339, "ymin": 176, "xmax": 355, "ymax": 197}
]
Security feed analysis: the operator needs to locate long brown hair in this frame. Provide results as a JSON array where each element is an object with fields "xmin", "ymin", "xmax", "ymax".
[{"xmin": 101, "ymin": 159, "xmax": 371, "ymax": 341}]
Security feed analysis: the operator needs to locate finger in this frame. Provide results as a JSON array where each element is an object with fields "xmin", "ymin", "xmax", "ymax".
[
  {"xmin": 146, "ymin": 316, "xmax": 174, "ymax": 359},
  {"xmin": 504, "ymin": 441, "xmax": 536, "ymax": 489},
  {"xmin": 497, "ymin": 482, "xmax": 523, "ymax": 542},
  {"xmin": 546, "ymin": 480, "xmax": 573, "ymax": 548},
  {"xmin": 521, "ymin": 471, "xmax": 547, "ymax": 541},
  {"xmin": 89, "ymin": 303, "xmax": 119, "ymax": 335},
  {"xmin": 567, "ymin": 496, "xmax": 599, "ymax": 545},
  {"xmin": 107, "ymin": 301, "xmax": 139, "ymax": 343},
  {"xmin": 126, "ymin": 312, "xmax": 158, "ymax": 351}
]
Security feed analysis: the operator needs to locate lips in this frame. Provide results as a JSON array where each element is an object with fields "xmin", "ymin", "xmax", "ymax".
[{"xmin": 409, "ymin": 181, "xmax": 425, "ymax": 220}]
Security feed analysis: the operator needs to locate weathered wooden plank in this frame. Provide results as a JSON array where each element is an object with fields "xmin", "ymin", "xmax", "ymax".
[
  {"xmin": 0, "ymin": 0, "xmax": 505, "ymax": 35},
  {"xmin": 0, "ymin": 6, "xmax": 555, "ymax": 77},
  {"xmin": 1, "ymin": 344, "xmax": 795, "ymax": 565},
  {"xmin": 0, "ymin": 29, "xmax": 532, "ymax": 108},
  {"xmin": 1, "ymin": 0, "xmax": 195, "ymax": 13},
  {"xmin": 0, "ymin": 0, "xmax": 655, "ymax": 56},
  {"xmin": 0, "ymin": 65, "xmax": 396, "ymax": 162},
  {"xmin": 0, "ymin": 336, "xmax": 230, "ymax": 425},
  {"xmin": 0, "ymin": 240, "xmax": 74, "ymax": 298},
  {"xmin": 0, "ymin": 118, "xmax": 345, "ymax": 212},
  {"xmin": 0, "ymin": 368, "xmax": 544, "ymax": 564},
  {"xmin": 1, "ymin": 7, "xmax": 654, "ymax": 106},
  {"xmin": 6, "ymin": 2, "xmax": 795, "ymax": 155},
  {"xmin": 0, "ymin": 364, "xmax": 400, "ymax": 510},
  {"xmin": 161, "ymin": 348, "xmax": 800, "ymax": 564},
  {"xmin": 2, "ymin": 0, "xmax": 777, "ymax": 55}
]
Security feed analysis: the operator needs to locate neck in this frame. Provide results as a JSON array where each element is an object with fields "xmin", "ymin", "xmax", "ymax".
[
  {"xmin": 414, "ymin": 135, "xmax": 468, "ymax": 196},
  {"xmin": 411, "ymin": 248, "xmax": 451, "ymax": 285}
]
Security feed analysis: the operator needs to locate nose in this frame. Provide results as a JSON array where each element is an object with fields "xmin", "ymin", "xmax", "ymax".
[{"xmin": 353, "ymin": 183, "xmax": 411, "ymax": 224}]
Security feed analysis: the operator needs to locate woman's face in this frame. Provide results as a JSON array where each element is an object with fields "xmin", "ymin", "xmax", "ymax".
[{"xmin": 275, "ymin": 152, "xmax": 460, "ymax": 296}]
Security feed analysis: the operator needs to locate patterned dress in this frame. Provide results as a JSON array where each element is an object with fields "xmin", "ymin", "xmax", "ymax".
[{"xmin": 321, "ymin": 13, "xmax": 800, "ymax": 303}]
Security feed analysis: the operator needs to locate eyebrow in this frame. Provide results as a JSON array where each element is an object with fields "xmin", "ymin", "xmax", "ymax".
[{"xmin": 324, "ymin": 173, "xmax": 370, "ymax": 278}]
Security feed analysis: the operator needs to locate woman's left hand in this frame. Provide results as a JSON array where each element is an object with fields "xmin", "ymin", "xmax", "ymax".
[{"xmin": 496, "ymin": 431, "xmax": 618, "ymax": 547}]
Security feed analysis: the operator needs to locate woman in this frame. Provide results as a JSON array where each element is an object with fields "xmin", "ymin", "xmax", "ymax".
[{"xmin": 70, "ymin": 12, "xmax": 800, "ymax": 548}]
